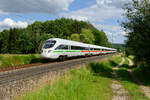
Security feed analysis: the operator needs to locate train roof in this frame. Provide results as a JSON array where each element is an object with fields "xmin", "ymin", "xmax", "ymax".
[
  {"xmin": 48, "ymin": 38, "xmax": 89, "ymax": 47},
  {"xmin": 48, "ymin": 38, "xmax": 116, "ymax": 50}
]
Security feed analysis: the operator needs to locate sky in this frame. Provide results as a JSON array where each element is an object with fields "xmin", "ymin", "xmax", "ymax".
[{"xmin": 0, "ymin": 0, "xmax": 132, "ymax": 44}]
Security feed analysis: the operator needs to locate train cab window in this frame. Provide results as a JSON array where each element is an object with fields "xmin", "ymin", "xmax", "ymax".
[
  {"xmin": 43, "ymin": 40, "xmax": 56, "ymax": 49},
  {"xmin": 56, "ymin": 45, "xmax": 68, "ymax": 50}
]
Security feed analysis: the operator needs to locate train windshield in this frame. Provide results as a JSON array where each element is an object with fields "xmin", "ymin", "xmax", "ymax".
[{"xmin": 43, "ymin": 40, "xmax": 56, "ymax": 49}]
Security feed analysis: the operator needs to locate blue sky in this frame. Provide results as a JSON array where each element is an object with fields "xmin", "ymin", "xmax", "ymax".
[
  {"xmin": 0, "ymin": 0, "xmax": 131, "ymax": 44},
  {"xmin": 69, "ymin": 0, "xmax": 97, "ymax": 10}
]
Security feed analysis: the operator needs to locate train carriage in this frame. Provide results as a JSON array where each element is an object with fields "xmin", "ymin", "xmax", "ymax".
[{"xmin": 41, "ymin": 38, "xmax": 116, "ymax": 60}]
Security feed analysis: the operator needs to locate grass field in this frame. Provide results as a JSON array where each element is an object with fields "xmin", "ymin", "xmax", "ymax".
[
  {"xmin": 0, "ymin": 54, "xmax": 41, "ymax": 68},
  {"xmin": 15, "ymin": 55, "xmax": 122, "ymax": 100}
]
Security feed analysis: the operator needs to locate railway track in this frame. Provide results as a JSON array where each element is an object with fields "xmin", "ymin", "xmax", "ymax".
[{"xmin": 0, "ymin": 55, "xmax": 111, "ymax": 86}]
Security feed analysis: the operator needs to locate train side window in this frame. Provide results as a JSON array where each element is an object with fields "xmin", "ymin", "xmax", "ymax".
[
  {"xmin": 80, "ymin": 47, "xmax": 85, "ymax": 50},
  {"xmin": 71, "ymin": 46, "xmax": 76, "ymax": 50},
  {"xmin": 82, "ymin": 47, "xmax": 88, "ymax": 50},
  {"xmin": 85, "ymin": 47, "xmax": 89, "ymax": 50},
  {"xmin": 94, "ymin": 48, "xmax": 100, "ymax": 50},
  {"xmin": 71, "ymin": 46, "xmax": 79, "ymax": 50},
  {"xmin": 89, "ymin": 48, "xmax": 92, "ymax": 50},
  {"xmin": 71, "ymin": 46, "xmax": 86, "ymax": 50},
  {"xmin": 56, "ymin": 45, "xmax": 68, "ymax": 50}
]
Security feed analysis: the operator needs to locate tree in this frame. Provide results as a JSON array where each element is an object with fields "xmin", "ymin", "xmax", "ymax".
[
  {"xmin": 92, "ymin": 28, "xmax": 109, "ymax": 46},
  {"xmin": 70, "ymin": 34, "xmax": 81, "ymax": 42},
  {"xmin": 1, "ymin": 30, "xmax": 9, "ymax": 53},
  {"xmin": 0, "ymin": 32, "xmax": 3, "ymax": 53},
  {"xmin": 80, "ymin": 29, "xmax": 95, "ymax": 44},
  {"xmin": 8, "ymin": 28, "xmax": 24, "ymax": 53},
  {"xmin": 0, "ymin": 31, "xmax": 4, "ymax": 53},
  {"xmin": 17, "ymin": 32, "xmax": 35, "ymax": 53},
  {"xmin": 122, "ymin": 0, "xmax": 150, "ymax": 69}
]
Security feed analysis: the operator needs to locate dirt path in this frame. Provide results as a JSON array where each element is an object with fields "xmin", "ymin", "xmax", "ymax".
[
  {"xmin": 127, "ymin": 58, "xmax": 150, "ymax": 99},
  {"xmin": 111, "ymin": 58, "xmax": 129, "ymax": 100},
  {"xmin": 127, "ymin": 58, "xmax": 133, "ymax": 68}
]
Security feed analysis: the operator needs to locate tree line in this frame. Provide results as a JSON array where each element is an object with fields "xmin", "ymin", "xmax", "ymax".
[
  {"xmin": 0, "ymin": 18, "xmax": 111, "ymax": 54},
  {"xmin": 122, "ymin": 0, "xmax": 150, "ymax": 72}
]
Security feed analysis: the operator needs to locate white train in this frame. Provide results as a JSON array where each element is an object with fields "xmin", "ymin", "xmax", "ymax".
[{"xmin": 41, "ymin": 38, "xmax": 116, "ymax": 60}]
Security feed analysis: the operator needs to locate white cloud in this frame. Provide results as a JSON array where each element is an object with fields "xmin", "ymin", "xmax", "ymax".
[
  {"xmin": 95, "ymin": 24, "xmax": 127, "ymax": 36},
  {"xmin": 61, "ymin": 4, "xmax": 124, "ymax": 23},
  {"xmin": 0, "ymin": 10, "xmax": 8, "ymax": 14},
  {"xmin": 64, "ymin": 15, "xmax": 88, "ymax": 21},
  {"xmin": 107, "ymin": 32, "xmax": 115, "ymax": 41},
  {"xmin": 118, "ymin": 31, "xmax": 127, "ymax": 36},
  {"xmin": 0, "ymin": 18, "xmax": 28, "ymax": 31},
  {"xmin": 104, "ymin": 30, "xmax": 127, "ymax": 43},
  {"xmin": 96, "ymin": 0, "xmax": 132, "ymax": 8},
  {"xmin": 94, "ymin": 23, "xmax": 127, "ymax": 43},
  {"xmin": 0, "ymin": 0, "xmax": 74, "ymax": 14},
  {"xmin": 94, "ymin": 24, "xmax": 122, "ymax": 32}
]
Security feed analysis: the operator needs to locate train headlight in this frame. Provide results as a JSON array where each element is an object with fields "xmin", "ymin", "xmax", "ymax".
[{"xmin": 48, "ymin": 50, "xmax": 52, "ymax": 53}]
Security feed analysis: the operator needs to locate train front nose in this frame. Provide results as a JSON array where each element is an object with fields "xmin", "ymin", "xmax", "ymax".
[
  {"xmin": 41, "ymin": 49, "xmax": 49, "ymax": 58},
  {"xmin": 41, "ymin": 39, "xmax": 57, "ymax": 59},
  {"xmin": 41, "ymin": 49, "xmax": 57, "ymax": 59}
]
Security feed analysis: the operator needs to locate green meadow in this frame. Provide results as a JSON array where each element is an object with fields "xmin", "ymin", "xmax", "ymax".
[{"xmin": 0, "ymin": 54, "xmax": 41, "ymax": 68}]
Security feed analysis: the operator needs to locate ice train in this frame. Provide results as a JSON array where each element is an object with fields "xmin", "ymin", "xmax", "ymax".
[{"xmin": 41, "ymin": 38, "xmax": 116, "ymax": 60}]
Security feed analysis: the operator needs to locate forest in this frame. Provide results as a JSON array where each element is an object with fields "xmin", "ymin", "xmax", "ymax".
[{"xmin": 0, "ymin": 18, "xmax": 111, "ymax": 54}]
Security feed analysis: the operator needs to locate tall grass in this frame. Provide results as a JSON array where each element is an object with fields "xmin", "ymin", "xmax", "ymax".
[
  {"xmin": 133, "ymin": 65, "xmax": 150, "ymax": 87},
  {"xmin": 0, "ymin": 54, "xmax": 40, "ymax": 68},
  {"xmin": 127, "ymin": 56, "xmax": 150, "ymax": 87},
  {"xmin": 16, "ymin": 55, "xmax": 122, "ymax": 100}
]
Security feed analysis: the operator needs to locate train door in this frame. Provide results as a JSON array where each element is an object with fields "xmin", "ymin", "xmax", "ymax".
[{"xmin": 67, "ymin": 45, "xmax": 72, "ymax": 57}]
